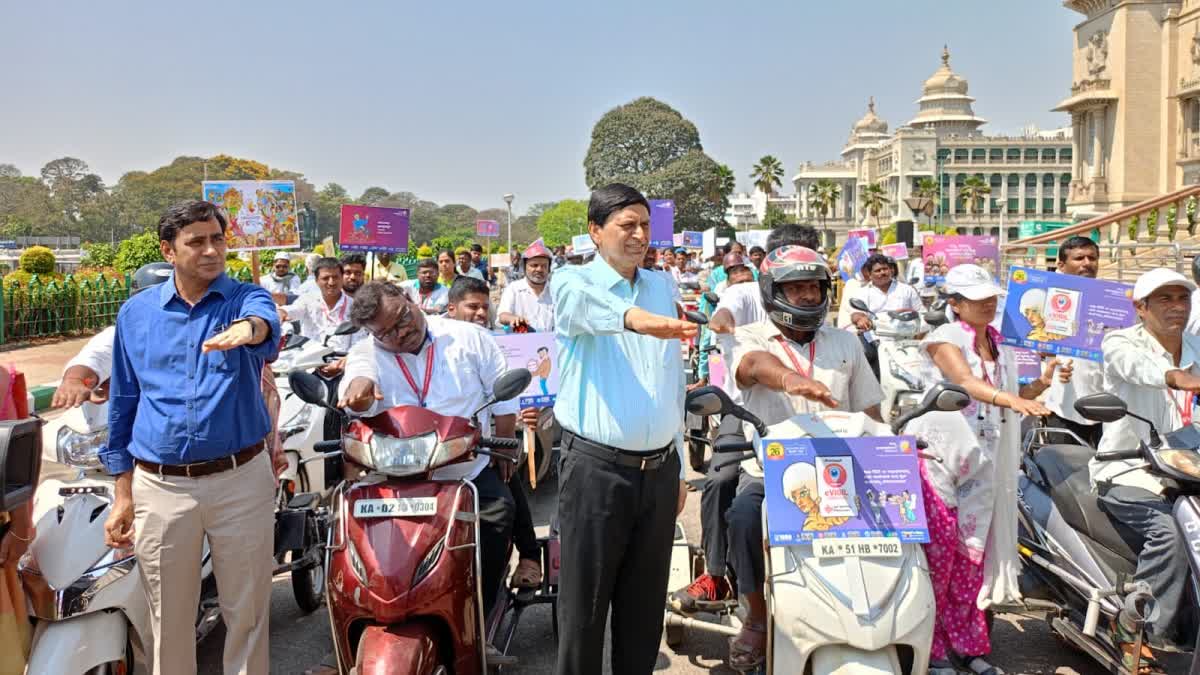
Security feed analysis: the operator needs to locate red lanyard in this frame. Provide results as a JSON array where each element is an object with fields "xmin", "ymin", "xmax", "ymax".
[
  {"xmin": 322, "ymin": 296, "xmax": 347, "ymax": 324},
  {"xmin": 774, "ymin": 335, "xmax": 816, "ymax": 379},
  {"xmin": 394, "ymin": 335, "xmax": 435, "ymax": 407},
  {"xmin": 1173, "ymin": 390, "xmax": 1194, "ymax": 426}
]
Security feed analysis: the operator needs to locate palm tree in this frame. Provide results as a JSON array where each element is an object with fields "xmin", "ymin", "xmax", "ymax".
[
  {"xmin": 713, "ymin": 163, "xmax": 737, "ymax": 215},
  {"xmin": 812, "ymin": 179, "xmax": 842, "ymax": 245},
  {"xmin": 750, "ymin": 156, "xmax": 784, "ymax": 196},
  {"xmin": 958, "ymin": 175, "xmax": 991, "ymax": 223},
  {"xmin": 860, "ymin": 182, "xmax": 890, "ymax": 228}
]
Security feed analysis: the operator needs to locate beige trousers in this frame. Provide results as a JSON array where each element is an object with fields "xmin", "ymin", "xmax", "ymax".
[{"xmin": 133, "ymin": 450, "xmax": 275, "ymax": 675}]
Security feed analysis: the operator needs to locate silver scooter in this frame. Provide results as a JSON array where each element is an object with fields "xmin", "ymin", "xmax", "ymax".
[
  {"xmin": 1016, "ymin": 393, "xmax": 1199, "ymax": 674},
  {"xmin": 19, "ymin": 401, "xmax": 222, "ymax": 674}
]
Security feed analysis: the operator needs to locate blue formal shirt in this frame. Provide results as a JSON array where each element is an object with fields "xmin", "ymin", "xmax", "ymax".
[
  {"xmin": 551, "ymin": 255, "xmax": 685, "ymax": 478},
  {"xmin": 100, "ymin": 273, "xmax": 281, "ymax": 475}
]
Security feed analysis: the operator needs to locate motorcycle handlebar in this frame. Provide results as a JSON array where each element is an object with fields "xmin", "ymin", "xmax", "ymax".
[
  {"xmin": 1094, "ymin": 448, "xmax": 1142, "ymax": 462},
  {"xmin": 713, "ymin": 438, "xmax": 754, "ymax": 454},
  {"xmin": 313, "ymin": 440, "xmax": 341, "ymax": 453},
  {"xmin": 481, "ymin": 436, "xmax": 520, "ymax": 450}
]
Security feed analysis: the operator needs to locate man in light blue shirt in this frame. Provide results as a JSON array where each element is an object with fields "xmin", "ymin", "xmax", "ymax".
[{"xmin": 551, "ymin": 183, "xmax": 698, "ymax": 675}]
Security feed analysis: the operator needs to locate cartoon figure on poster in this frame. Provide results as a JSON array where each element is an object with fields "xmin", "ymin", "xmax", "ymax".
[
  {"xmin": 836, "ymin": 237, "xmax": 870, "ymax": 282},
  {"xmin": 496, "ymin": 333, "xmax": 558, "ymax": 408},
  {"xmin": 202, "ymin": 180, "xmax": 298, "ymax": 251}
]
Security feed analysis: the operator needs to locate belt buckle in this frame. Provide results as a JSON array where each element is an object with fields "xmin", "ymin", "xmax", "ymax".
[
  {"xmin": 184, "ymin": 463, "xmax": 193, "ymax": 478},
  {"xmin": 640, "ymin": 456, "xmax": 648, "ymax": 471}
]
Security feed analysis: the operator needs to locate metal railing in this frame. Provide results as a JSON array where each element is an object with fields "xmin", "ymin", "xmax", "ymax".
[
  {"xmin": 0, "ymin": 273, "xmax": 131, "ymax": 345},
  {"xmin": 1001, "ymin": 241, "xmax": 1199, "ymax": 284}
]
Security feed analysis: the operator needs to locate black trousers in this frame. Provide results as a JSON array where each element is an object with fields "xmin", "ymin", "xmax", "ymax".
[
  {"xmin": 1045, "ymin": 412, "xmax": 1103, "ymax": 449},
  {"xmin": 726, "ymin": 474, "xmax": 766, "ymax": 596},
  {"xmin": 555, "ymin": 444, "xmax": 681, "ymax": 675},
  {"xmin": 700, "ymin": 456, "xmax": 740, "ymax": 577},
  {"xmin": 508, "ymin": 473, "xmax": 539, "ymax": 561},
  {"xmin": 473, "ymin": 464, "xmax": 515, "ymax": 615}
]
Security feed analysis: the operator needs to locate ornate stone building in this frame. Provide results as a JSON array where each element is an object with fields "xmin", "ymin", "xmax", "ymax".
[
  {"xmin": 785, "ymin": 48, "xmax": 1074, "ymax": 246},
  {"xmin": 1058, "ymin": 0, "xmax": 1200, "ymax": 218}
]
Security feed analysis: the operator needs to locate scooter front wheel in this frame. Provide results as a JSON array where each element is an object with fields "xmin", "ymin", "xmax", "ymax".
[{"xmin": 291, "ymin": 556, "xmax": 325, "ymax": 613}]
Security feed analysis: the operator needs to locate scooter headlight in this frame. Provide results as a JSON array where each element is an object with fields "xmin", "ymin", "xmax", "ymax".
[
  {"xmin": 368, "ymin": 432, "xmax": 439, "ymax": 476},
  {"xmin": 1159, "ymin": 449, "xmax": 1200, "ymax": 480},
  {"xmin": 56, "ymin": 426, "xmax": 107, "ymax": 470}
]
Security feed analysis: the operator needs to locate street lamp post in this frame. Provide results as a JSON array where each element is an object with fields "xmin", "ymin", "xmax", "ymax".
[{"xmin": 503, "ymin": 193, "xmax": 514, "ymax": 253}]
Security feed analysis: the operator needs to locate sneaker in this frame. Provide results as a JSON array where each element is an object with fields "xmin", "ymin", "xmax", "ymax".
[{"xmin": 669, "ymin": 573, "xmax": 733, "ymax": 613}]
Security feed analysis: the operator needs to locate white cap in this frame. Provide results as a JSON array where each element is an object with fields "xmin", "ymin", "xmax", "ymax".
[
  {"xmin": 1132, "ymin": 268, "xmax": 1197, "ymax": 301},
  {"xmin": 273, "ymin": 251, "xmax": 291, "ymax": 262},
  {"xmin": 944, "ymin": 264, "xmax": 1002, "ymax": 300}
]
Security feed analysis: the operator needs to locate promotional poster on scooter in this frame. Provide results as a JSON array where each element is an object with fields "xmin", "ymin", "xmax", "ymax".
[
  {"xmin": 337, "ymin": 204, "xmax": 410, "ymax": 253},
  {"xmin": 999, "ymin": 266, "xmax": 1136, "ymax": 362},
  {"xmin": 494, "ymin": 332, "xmax": 558, "ymax": 408},
  {"xmin": 761, "ymin": 435, "xmax": 929, "ymax": 546},
  {"xmin": 920, "ymin": 234, "xmax": 999, "ymax": 283}
]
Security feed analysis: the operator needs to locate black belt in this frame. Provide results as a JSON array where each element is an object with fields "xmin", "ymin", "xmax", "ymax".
[
  {"xmin": 561, "ymin": 431, "xmax": 672, "ymax": 472},
  {"xmin": 135, "ymin": 441, "xmax": 265, "ymax": 478}
]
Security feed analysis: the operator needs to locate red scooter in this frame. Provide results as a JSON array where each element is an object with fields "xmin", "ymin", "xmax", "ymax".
[{"xmin": 291, "ymin": 368, "xmax": 552, "ymax": 675}]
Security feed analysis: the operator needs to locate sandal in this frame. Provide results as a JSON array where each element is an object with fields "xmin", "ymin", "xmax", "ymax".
[
  {"xmin": 728, "ymin": 623, "xmax": 766, "ymax": 672},
  {"xmin": 1113, "ymin": 619, "xmax": 1166, "ymax": 675},
  {"xmin": 510, "ymin": 558, "xmax": 542, "ymax": 589},
  {"xmin": 928, "ymin": 659, "xmax": 958, "ymax": 675},
  {"xmin": 963, "ymin": 656, "xmax": 1004, "ymax": 675}
]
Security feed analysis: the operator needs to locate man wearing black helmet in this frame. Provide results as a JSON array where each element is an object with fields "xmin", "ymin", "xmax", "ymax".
[
  {"xmin": 720, "ymin": 245, "xmax": 882, "ymax": 670},
  {"xmin": 52, "ymin": 262, "xmax": 174, "ymax": 409}
]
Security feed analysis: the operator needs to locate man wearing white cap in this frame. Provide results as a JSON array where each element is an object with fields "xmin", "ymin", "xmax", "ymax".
[
  {"xmin": 260, "ymin": 251, "xmax": 301, "ymax": 297},
  {"xmin": 1096, "ymin": 267, "xmax": 1199, "ymax": 660}
]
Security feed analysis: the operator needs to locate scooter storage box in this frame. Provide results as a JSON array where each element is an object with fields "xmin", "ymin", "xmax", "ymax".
[{"xmin": 0, "ymin": 418, "xmax": 41, "ymax": 513}]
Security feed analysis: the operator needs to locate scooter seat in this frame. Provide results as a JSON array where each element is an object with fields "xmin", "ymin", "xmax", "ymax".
[{"xmin": 1033, "ymin": 445, "xmax": 1139, "ymax": 563}]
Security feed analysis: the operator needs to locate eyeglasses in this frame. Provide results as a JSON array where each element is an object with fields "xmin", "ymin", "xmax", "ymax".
[{"xmin": 369, "ymin": 304, "xmax": 415, "ymax": 341}]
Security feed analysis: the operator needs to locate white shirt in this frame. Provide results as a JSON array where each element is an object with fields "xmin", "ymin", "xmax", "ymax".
[
  {"xmin": 730, "ymin": 322, "xmax": 883, "ymax": 477},
  {"xmin": 1188, "ymin": 289, "xmax": 1200, "ymax": 335},
  {"xmin": 339, "ymin": 316, "xmax": 519, "ymax": 480},
  {"xmin": 714, "ymin": 281, "xmax": 766, "ymax": 328},
  {"xmin": 497, "ymin": 278, "xmax": 555, "ymax": 332},
  {"xmin": 401, "ymin": 281, "xmax": 449, "ymax": 313},
  {"xmin": 836, "ymin": 277, "xmax": 865, "ymax": 329},
  {"xmin": 1042, "ymin": 355, "xmax": 1104, "ymax": 428},
  {"xmin": 1094, "ymin": 324, "xmax": 1200, "ymax": 493},
  {"xmin": 297, "ymin": 276, "xmax": 319, "ymax": 297},
  {"xmin": 906, "ymin": 259, "xmax": 925, "ymax": 287},
  {"xmin": 457, "ymin": 265, "xmax": 486, "ymax": 281},
  {"xmin": 65, "ymin": 326, "xmax": 116, "ymax": 383},
  {"xmin": 261, "ymin": 274, "xmax": 301, "ymax": 296},
  {"xmin": 281, "ymin": 292, "xmax": 364, "ymax": 352},
  {"xmin": 854, "ymin": 280, "xmax": 923, "ymax": 316}
]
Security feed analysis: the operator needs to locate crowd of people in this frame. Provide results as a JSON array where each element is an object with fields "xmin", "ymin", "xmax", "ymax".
[{"xmin": 4, "ymin": 182, "xmax": 1197, "ymax": 675}]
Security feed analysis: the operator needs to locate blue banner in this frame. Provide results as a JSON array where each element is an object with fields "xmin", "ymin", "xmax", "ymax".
[{"xmin": 1000, "ymin": 266, "xmax": 1136, "ymax": 362}]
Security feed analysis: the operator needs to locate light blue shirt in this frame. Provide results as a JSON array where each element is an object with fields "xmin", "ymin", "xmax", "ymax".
[{"xmin": 551, "ymin": 255, "xmax": 685, "ymax": 478}]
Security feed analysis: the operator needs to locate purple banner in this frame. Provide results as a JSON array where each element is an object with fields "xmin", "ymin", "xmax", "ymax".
[
  {"xmin": 762, "ymin": 435, "xmax": 929, "ymax": 545},
  {"xmin": 921, "ymin": 234, "xmax": 1000, "ymax": 282},
  {"xmin": 476, "ymin": 219, "xmax": 500, "ymax": 237},
  {"xmin": 339, "ymin": 205, "xmax": 410, "ymax": 253},
  {"xmin": 1013, "ymin": 347, "xmax": 1043, "ymax": 385},
  {"xmin": 1000, "ymin": 266, "xmax": 1136, "ymax": 362},
  {"xmin": 649, "ymin": 199, "xmax": 675, "ymax": 248},
  {"xmin": 680, "ymin": 230, "xmax": 703, "ymax": 248}
]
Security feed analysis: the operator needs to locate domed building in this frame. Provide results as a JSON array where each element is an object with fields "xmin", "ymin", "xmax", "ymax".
[{"xmin": 777, "ymin": 47, "xmax": 1074, "ymax": 248}]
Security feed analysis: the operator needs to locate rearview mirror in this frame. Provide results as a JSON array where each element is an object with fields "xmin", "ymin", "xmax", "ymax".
[
  {"xmin": 683, "ymin": 310, "xmax": 709, "ymax": 325},
  {"xmin": 1073, "ymin": 393, "xmax": 1127, "ymax": 424},
  {"xmin": 849, "ymin": 298, "xmax": 870, "ymax": 313},
  {"xmin": 493, "ymin": 369, "xmax": 533, "ymax": 403},
  {"xmin": 282, "ymin": 333, "xmax": 308, "ymax": 351},
  {"xmin": 289, "ymin": 371, "xmax": 330, "ymax": 407},
  {"xmin": 703, "ymin": 291, "xmax": 720, "ymax": 305},
  {"xmin": 891, "ymin": 382, "xmax": 970, "ymax": 434},
  {"xmin": 333, "ymin": 321, "xmax": 359, "ymax": 336},
  {"xmin": 685, "ymin": 386, "xmax": 732, "ymax": 417}
]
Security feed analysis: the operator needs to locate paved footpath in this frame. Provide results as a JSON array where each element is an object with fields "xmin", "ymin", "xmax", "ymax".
[{"xmin": 2, "ymin": 335, "xmax": 94, "ymax": 391}]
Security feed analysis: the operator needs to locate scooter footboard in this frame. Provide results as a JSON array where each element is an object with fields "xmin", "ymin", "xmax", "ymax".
[
  {"xmin": 355, "ymin": 623, "xmax": 442, "ymax": 675},
  {"xmin": 27, "ymin": 610, "xmax": 128, "ymax": 675}
]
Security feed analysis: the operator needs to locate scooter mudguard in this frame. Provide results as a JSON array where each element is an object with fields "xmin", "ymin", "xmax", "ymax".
[
  {"xmin": 355, "ymin": 623, "xmax": 441, "ymax": 675},
  {"xmin": 27, "ymin": 609, "xmax": 128, "ymax": 675}
]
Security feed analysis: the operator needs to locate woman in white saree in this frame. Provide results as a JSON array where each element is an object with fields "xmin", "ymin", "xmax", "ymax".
[{"xmin": 906, "ymin": 264, "xmax": 1059, "ymax": 675}]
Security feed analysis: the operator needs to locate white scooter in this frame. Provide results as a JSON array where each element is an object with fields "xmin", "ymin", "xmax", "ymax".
[
  {"xmin": 848, "ymin": 298, "xmax": 928, "ymax": 424},
  {"xmin": 675, "ymin": 382, "xmax": 969, "ymax": 674},
  {"xmin": 19, "ymin": 400, "xmax": 223, "ymax": 674}
]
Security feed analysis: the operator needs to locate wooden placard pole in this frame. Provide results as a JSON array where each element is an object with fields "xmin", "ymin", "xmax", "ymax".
[{"xmin": 525, "ymin": 428, "xmax": 537, "ymax": 490}]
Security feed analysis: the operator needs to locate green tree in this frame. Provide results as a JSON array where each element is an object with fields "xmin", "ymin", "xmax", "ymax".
[
  {"xmin": 750, "ymin": 156, "xmax": 784, "ymax": 196},
  {"xmin": 808, "ymin": 179, "xmax": 842, "ymax": 241},
  {"xmin": 958, "ymin": 175, "xmax": 991, "ymax": 222},
  {"xmin": 0, "ymin": 174, "xmax": 53, "ymax": 236},
  {"xmin": 0, "ymin": 164, "xmax": 20, "ymax": 178},
  {"xmin": 359, "ymin": 186, "xmax": 391, "ymax": 204},
  {"xmin": 761, "ymin": 204, "xmax": 788, "ymax": 229},
  {"xmin": 313, "ymin": 183, "xmax": 351, "ymax": 241},
  {"xmin": 19, "ymin": 246, "xmax": 56, "ymax": 274},
  {"xmin": 860, "ymin": 182, "xmax": 890, "ymax": 228},
  {"xmin": 582, "ymin": 97, "xmax": 725, "ymax": 231},
  {"xmin": 114, "ymin": 230, "xmax": 164, "ymax": 273},
  {"xmin": 81, "ymin": 242, "xmax": 116, "ymax": 267},
  {"xmin": 536, "ymin": 199, "xmax": 588, "ymax": 248},
  {"xmin": 39, "ymin": 157, "xmax": 108, "ymax": 241},
  {"xmin": 715, "ymin": 164, "xmax": 736, "ymax": 213}
]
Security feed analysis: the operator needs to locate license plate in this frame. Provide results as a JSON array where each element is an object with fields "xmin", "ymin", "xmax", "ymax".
[
  {"xmin": 810, "ymin": 537, "xmax": 902, "ymax": 559},
  {"xmin": 353, "ymin": 497, "xmax": 438, "ymax": 518}
]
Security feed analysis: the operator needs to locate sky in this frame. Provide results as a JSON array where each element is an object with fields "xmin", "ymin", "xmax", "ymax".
[{"xmin": 0, "ymin": 1, "xmax": 1079, "ymax": 216}]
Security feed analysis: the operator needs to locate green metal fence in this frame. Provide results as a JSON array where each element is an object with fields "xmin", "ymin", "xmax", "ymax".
[{"xmin": 0, "ymin": 274, "xmax": 131, "ymax": 345}]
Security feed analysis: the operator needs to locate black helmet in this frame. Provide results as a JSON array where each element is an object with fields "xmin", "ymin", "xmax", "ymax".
[
  {"xmin": 131, "ymin": 262, "xmax": 173, "ymax": 296},
  {"xmin": 758, "ymin": 245, "xmax": 832, "ymax": 332}
]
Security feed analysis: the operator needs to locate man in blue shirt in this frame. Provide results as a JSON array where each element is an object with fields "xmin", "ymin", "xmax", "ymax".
[
  {"xmin": 552, "ymin": 183, "xmax": 698, "ymax": 675},
  {"xmin": 101, "ymin": 200, "xmax": 281, "ymax": 675}
]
